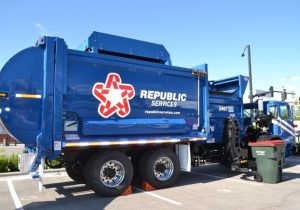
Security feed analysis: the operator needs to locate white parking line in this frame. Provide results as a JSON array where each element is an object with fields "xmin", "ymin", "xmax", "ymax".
[
  {"xmin": 0, "ymin": 172, "xmax": 67, "ymax": 182},
  {"xmin": 133, "ymin": 187, "xmax": 182, "ymax": 206},
  {"xmin": 189, "ymin": 171, "xmax": 264, "ymax": 186},
  {"xmin": 72, "ymin": 190, "xmax": 94, "ymax": 196},
  {"xmin": 283, "ymin": 169, "xmax": 300, "ymax": 173},
  {"xmin": 7, "ymin": 180, "xmax": 24, "ymax": 210}
]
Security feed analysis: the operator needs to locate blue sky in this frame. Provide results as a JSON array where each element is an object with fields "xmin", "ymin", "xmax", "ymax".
[{"xmin": 0, "ymin": 0, "xmax": 299, "ymax": 100}]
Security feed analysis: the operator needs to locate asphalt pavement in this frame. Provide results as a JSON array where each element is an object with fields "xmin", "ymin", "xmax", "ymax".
[{"xmin": 1, "ymin": 156, "xmax": 300, "ymax": 210}]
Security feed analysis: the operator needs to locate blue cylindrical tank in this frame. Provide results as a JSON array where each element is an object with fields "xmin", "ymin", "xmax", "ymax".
[{"xmin": 0, "ymin": 47, "xmax": 44, "ymax": 146}]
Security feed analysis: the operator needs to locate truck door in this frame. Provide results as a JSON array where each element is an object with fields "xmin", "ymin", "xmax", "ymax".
[
  {"xmin": 268, "ymin": 104, "xmax": 294, "ymax": 136},
  {"xmin": 268, "ymin": 105, "xmax": 281, "ymax": 135},
  {"xmin": 278, "ymin": 104, "xmax": 295, "ymax": 138},
  {"xmin": 278, "ymin": 104, "xmax": 296, "ymax": 156}
]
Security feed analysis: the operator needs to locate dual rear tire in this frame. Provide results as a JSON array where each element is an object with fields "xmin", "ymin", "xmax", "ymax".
[
  {"xmin": 72, "ymin": 148, "xmax": 180, "ymax": 197},
  {"xmin": 139, "ymin": 148, "xmax": 180, "ymax": 189},
  {"xmin": 65, "ymin": 162, "xmax": 85, "ymax": 184},
  {"xmin": 85, "ymin": 151, "xmax": 133, "ymax": 197}
]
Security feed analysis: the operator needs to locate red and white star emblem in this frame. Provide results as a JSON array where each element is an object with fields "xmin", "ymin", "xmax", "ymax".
[{"xmin": 92, "ymin": 73, "xmax": 135, "ymax": 118}]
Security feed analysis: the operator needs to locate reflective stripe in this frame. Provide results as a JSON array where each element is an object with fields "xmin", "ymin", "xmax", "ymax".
[
  {"xmin": 272, "ymin": 119, "xmax": 295, "ymax": 137},
  {"xmin": 279, "ymin": 123, "xmax": 295, "ymax": 137},
  {"xmin": 189, "ymin": 137, "xmax": 206, "ymax": 141},
  {"xmin": 64, "ymin": 137, "xmax": 206, "ymax": 147},
  {"xmin": 138, "ymin": 140, "xmax": 147, "ymax": 144},
  {"xmin": 15, "ymin": 94, "xmax": 42, "ymax": 99},
  {"xmin": 0, "ymin": 93, "xmax": 7, "ymax": 97},
  {"xmin": 278, "ymin": 117, "xmax": 295, "ymax": 131},
  {"xmin": 272, "ymin": 119, "xmax": 278, "ymax": 125}
]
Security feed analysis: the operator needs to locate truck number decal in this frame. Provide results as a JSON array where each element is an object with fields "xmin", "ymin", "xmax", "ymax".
[{"xmin": 218, "ymin": 106, "xmax": 234, "ymax": 112}]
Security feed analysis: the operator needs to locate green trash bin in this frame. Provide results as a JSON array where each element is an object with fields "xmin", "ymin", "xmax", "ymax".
[{"xmin": 249, "ymin": 140, "xmax": 286, "ymax": 183}]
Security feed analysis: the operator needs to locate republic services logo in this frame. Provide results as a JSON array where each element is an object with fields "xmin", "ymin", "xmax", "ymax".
[{"xmin": 92, "ymin": 73, "xmax": 135, "ymax": 118}]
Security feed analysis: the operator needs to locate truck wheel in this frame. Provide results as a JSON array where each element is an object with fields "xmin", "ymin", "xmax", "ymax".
[
  {"xmin": 139, "ymin": 148, "xmax": 179, "ymax": 189},
  {"xmin": 65, "ymin": 162, "xmax": 85, "ymax": 184},
  {"xmin": 254, "ymin": 173, "xmax": 263, "ymax": 182},
  {"xmin": 85, "ymin": 151, "xmax": 133, "ymax": 197}
]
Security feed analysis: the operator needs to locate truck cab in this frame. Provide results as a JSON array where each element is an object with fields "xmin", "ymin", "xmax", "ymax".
[{"xmin": 243, "ymin": 100, "xmax": 296, "ymax": 156}]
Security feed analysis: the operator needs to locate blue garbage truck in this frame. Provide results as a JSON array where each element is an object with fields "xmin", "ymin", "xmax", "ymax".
[
  {"xmin": 244, "ymin": 99, "xmax": 296, "ymax": 156},
  {"xmin": 0, "ymin": 32, "xmax": 295, "ymax": 196}
]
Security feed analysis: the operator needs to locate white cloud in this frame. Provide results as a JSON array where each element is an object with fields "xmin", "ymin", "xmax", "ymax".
[
  {"xmin": 279, "ymin": 75, "xmax": 300, "ymax": 82},
  {"xmin": 35, "ymin": 23, "xmax": 50, "ymax": 36},
  {"xmin": 280, "ymin": 75, "xmax": 289, "ymax": 82},
  {"xmin": 285, "ymin": 84, "xmax": 298, "ymax": 91},
  {"xmin": 276, "ymin": 75, "xmax": 300, "ymax": 98},
  {"xmin": 292, "ymin": 76, "xmax": 300, "ymax": 81}
]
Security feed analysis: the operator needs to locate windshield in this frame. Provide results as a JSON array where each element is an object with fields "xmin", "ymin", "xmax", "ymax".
[
  {"xmin": 243, "ymin": 108, "xmax": 257, "ymax": 118},
  {"xmin": 269, "ymin": 106, "xmax": 278, "ymax": 118},
  {"xmin": 279, "ymin": 105, "xmax": 291, "ymax": 119}
]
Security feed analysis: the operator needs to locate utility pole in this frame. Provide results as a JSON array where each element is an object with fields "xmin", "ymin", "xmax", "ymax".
[{"xmin": 241, "ymin": 45, "xmax": 253, "ymax": 103}]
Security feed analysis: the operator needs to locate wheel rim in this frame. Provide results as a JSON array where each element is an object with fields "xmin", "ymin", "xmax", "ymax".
[
  {"xmin": 100, "ymin": 160, "xmax": 125, "ymax": 187},
  {"xmin": 154, "ymin": 157, "xmax": 174, "ymax": 181}
]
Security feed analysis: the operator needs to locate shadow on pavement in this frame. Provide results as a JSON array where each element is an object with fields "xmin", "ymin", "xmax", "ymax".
[
  {"xmin": 22, "ymin": 164, "xmax": 241, "ymax": 210},
  {"xmin": 22, "ymin": 181, "xmax": 115, "ymax": 210},
  {"xmin": 283, "ymin": 156, "xmax": 300, "ymax": 169},
  {"xmin": 21, "ymin": 157, "xmax": 300, "ymax": 210},
  {"xmin": 175, "ymin": 163, "xmax": 242, "ymax": 187},
  {"xmin": 282, "ymin": 172, "xmax": 300, "ymax": 182}
]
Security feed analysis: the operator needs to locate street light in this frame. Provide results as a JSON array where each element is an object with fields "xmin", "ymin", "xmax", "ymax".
[{"xmin": 241, "ymin": 45, "xmax": 253, "ymax": 103}]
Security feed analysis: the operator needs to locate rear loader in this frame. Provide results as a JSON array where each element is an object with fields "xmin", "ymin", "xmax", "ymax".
[{"xmin": 0, "ymin": 32, "xmax": 294, "ymax": 196}]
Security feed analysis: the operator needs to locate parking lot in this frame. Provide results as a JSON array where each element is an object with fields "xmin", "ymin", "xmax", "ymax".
[{"xmin": 1, "ymin": 156, "xmax": 300, "ymax": 210}]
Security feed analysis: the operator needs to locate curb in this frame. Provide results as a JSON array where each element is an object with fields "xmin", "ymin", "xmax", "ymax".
[{"xmin": 0, "ymin": 168, "xmax": 66, "ymax": 177}]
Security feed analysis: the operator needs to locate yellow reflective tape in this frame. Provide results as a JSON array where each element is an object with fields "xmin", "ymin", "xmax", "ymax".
[
  {"xmin": 15, "ymin": 94, "xmax": 42, "ymax": 99},
  {"xmin": 0, "ymin": 93, "xmax": 7, "ymax": 97},
  {"xmin": 65, "ymin": 137, "xmax": 206, "ymax": 147},
  {"xmin": 189, "ymin": 137, "xmax": 207, "ymax": 141}
]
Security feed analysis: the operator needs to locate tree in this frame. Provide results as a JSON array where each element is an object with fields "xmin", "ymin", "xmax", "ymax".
[{"xmin": 293, "ymin": 99, "xmax": 300, "ymax": 120}]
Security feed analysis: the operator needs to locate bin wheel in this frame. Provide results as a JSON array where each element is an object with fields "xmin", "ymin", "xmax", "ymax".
[
  {"xmin": 139, "ymin": 148, "xmax": 179, "ymax": 189},
  {"xmin": 254, "ymin": 173, "xmax": 263, "ymax": 182},
  {"xmin": 65, "ymin": 162, "xmax": 85, "ymax": 184},
  {"xmin": 85, "ymin": 151, "xmax": 133, "ymax": 197}
]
